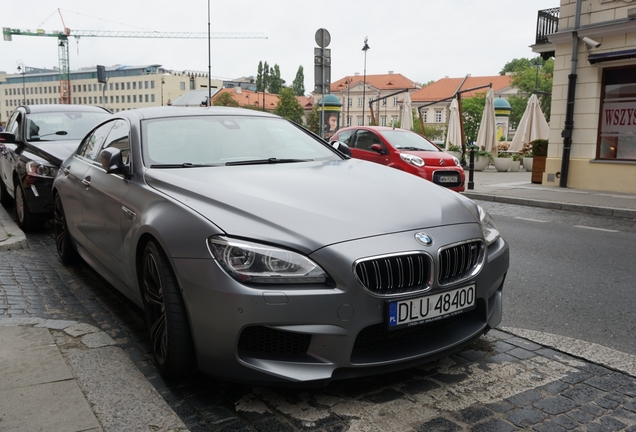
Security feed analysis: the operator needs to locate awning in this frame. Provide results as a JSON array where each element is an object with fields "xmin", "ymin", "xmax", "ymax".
[{"xmin": 588, "ymin": 48, "xmax": 636, "ymax": 64}]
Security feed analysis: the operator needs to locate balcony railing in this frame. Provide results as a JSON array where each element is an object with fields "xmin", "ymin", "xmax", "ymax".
[{"xmin": 536, "ymin": 7, "xmax": 560, "ymax": 44}]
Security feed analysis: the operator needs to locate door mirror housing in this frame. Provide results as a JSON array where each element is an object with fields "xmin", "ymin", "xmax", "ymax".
[
  {"xmin": 99, "ymin": 147, "xmax": 130, "ymax": 176},
  {"xmin": 371, "ymin": 143, "xmax": 386, "ymax": 154},
  {"xmin": 330, "ymin": 140, "xmax": 352, "ymax": 158},
  {"xmin": 0, "ymin": 132, "xmax": 17, "ymax": 144}
]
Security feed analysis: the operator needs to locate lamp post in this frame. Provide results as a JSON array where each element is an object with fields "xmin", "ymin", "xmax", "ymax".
[
  {"xmin": 16, "ymin": 60, "xmax": 26, "ymax": 104},
  {"xmin": 161, "ymin": 78, "xmax": 165, "ymax": 106},
  {"xmin": 361, "ymin": 37, "xmax": 370, "ymax": 125}
]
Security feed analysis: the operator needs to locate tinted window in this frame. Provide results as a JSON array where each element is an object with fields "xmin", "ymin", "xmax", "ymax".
[
  {"xmin": 77, "ymin": 121, "xmax": 115, "ymax": 161},
  {"xmin": 25, "ymin": 110, "xmax": 111, "ymax": 142},
  {"xmin": 104, "ymin": 120, "xmax": 131, "ymax": 165},
  {"xmin": 353, "ymin": 131, "xmax": 383, "ymax": 151}
]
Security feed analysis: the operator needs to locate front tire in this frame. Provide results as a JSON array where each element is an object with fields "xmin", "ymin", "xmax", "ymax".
[
  {"xmin": 142, "ymin": 240, "xmax": 196, "ymax": 378},
  {"xmin": 53, "ymin": 193, "xmax": 78, "ymax": 264},
  {"xmin": 14, "ymin": 182, "xmax": 42, "ymax": 232}
]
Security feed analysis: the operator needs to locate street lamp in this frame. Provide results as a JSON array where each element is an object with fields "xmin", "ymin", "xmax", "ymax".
[
  {"xmin": 361, "ymin": 37, "xmax": 370, "ymax": 125},
  {"xmin": 16, "ymin": 60, "xmax": 26, "ymax": 105},
  {"xmin": 161, "ymin": 78, "xmax": 165, "ymax": 106}
]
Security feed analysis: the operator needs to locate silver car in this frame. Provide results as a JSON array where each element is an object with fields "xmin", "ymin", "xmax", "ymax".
[{"xmin": 52, "ymin": 107, "xmax": 509, "ymax": 385}]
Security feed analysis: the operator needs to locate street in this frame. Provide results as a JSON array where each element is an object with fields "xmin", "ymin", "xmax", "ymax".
[{"xmin": 1, "ymin": 202, "xmax": 636, "ymax": 431}]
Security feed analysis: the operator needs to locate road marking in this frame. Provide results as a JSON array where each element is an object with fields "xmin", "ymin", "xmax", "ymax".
[
  {"xmin": 574, "ymin": 225, "xmax": 619, "ymax": 232},
  {"xmin": 514, "ymin": 217, "xmax": 548, "ymax": 223}
]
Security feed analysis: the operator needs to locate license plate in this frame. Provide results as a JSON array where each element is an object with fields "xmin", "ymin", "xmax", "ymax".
[
  {"xmin": 438, "ymin": 175, "xmax": 458, "ymax": 183},
  {"xmin": 387, "ymin": 285, "xmax": 475, "ymax": 329}
]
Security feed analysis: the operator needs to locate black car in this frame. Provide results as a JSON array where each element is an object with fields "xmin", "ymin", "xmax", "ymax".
[{"xmin": 0, "ymin": 104, "xmax": 111, "ymax": 231}]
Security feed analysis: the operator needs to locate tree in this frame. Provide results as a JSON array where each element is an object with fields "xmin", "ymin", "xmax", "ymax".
[
  {"xmin": 213, "ymin": 91, "xmax": 239, "ymax": 107},
  {"xmin": 499, "ymin": 58, "xmax": 535, "ymax": 75},
  {"xmin": 305, "ymin": 105, "xmax": 320, "ymax": 135},
  {"xmin": 459, "ymin": 94, "xmax": 487, "ymax": 145},
  {"xmin": 292, "ymin": 66, "xmax": 305, "ymax": 96},
  {"xmin": 256, "ymin": 61, "xmax": 270, "ymax": 93},
  {"xmin": 273, "ymin": 87, "xmax": 304, "ymax": 123},
  {"xmin": 269, "ymin": 64, "xmax": 285, "ymax": 94}
]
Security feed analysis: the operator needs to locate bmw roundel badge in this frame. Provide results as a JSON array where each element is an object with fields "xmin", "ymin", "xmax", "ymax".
[{"xmin": 415, "ymin": 232, "xmax": 433, "ymax": 246}]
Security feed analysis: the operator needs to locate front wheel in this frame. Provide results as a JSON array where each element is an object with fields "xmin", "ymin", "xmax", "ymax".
[
  {"xmin": 14, "ymin": 182, "xmax": 42, "ymax": 232},
  {"xmin": 142, "ymin": 240, "xmax": 196, "ymax": 378},
  {"xmin": 53, "ymin": 193, "xmax": 78, "ymax": 264}
]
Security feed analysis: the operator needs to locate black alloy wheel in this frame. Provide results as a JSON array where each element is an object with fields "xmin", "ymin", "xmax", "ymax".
[
  {"xmin": 142, "ymin": 241, "xmax": 196, "ymax": 377},
  {"xmin": 53, "ymin": 193, "xmax": 78, "ymax": 264},
  {"xmin": 14, "ymin": 182, "xmax": 42, "ymax": 232}
]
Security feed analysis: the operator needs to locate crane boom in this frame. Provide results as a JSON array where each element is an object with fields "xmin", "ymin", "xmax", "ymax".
[{"xmin": 3, "ymin": 26, "xmax": 267, "ymax": 104}]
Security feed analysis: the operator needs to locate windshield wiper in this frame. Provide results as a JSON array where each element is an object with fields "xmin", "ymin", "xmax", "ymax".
[
  {"xmin": 225, "ymin": 158, "xmax": 312, "ymax": 166},
  {"xmin": 150, "ymin": 162, "xmax": 219, "ymax": 168}
]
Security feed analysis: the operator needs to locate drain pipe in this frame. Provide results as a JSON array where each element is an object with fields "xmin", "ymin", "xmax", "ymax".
[{"xmin": 559, "ymin": 0, "xmax": 583, "ymax": 188}]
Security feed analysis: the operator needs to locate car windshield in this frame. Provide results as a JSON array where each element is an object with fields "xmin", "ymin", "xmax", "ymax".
[
  {"xmin": 381, "ymin": 130, "xmax": 441, "ymax": 152},
  {"xmin": 26, "ymin": 111, "xmax": 111, "ymax": 142},
  {"xmin": 142, "ymin": 115, "xmax": 341, "ymax": 167}
]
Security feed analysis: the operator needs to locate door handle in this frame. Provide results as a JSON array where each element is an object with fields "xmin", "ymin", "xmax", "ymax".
[{"xmin": 82, "ymin": 176, "xmax": 91, "ymax": 188}]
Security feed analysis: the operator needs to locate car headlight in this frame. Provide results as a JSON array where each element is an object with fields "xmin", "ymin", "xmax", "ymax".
[
  {"xmin": 26, "ymin": 161, "xmax": 59, "ymax": 178},
  {"xmin": 208, "ymin": 236, "xmax": 327, "ymax": 284},
  {"xmin": 400, "ymin": 153, "xmax": 425, "ymax": 167},
  {"xmin": 452, "ymin": 156, "xmax": 461, "ymax": 166},
  {"xmin": 477, "ymin": 205, "xmax": 501, "ymax": 246}
]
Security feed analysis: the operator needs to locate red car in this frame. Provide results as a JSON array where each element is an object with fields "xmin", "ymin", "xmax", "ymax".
[{"xmin": 331, "ymin": 126, "xmax": 466, "ymax": 192}]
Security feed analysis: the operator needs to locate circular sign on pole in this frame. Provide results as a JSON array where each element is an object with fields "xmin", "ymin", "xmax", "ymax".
[{"xmin": 315, "ymin": 28, "xmax": 331, "ymax": 48}]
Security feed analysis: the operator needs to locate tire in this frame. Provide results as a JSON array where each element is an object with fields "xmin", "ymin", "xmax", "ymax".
[
  {"xmin": 142, "ymin": 240, "xmax": 196, "ymax": 378},
  {"xmin": 0, "ymin": 179, "xmax": 13, "ymax": 208},
  {"xmin": 53, "ymin": 193, "xmax": 78, "ymax": 264},
  {"xmin": 14, "ymin": 182, "xmax": 43, "ymax": 232}
]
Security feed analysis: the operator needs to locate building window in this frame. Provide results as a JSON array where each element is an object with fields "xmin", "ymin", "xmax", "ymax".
[
  {"xmin": 598, "ymin": 66, "xmax": 636, "ymax": 161},
  {"xmin": 391, "ymin": 116, "xmax": 398, "ymax": 126},
  {"xmin": 435, "ymin": 110, "xmax": 442, "ymax": 123},
  {"xmin": 347, "ymin": 116, "xmax": 352, "ymax": 126},
  {"xmin": 127, "ymin": 82, "xmax": 131, "ymax": 90},
  {"xmin": 348, "ymin": 98, "xmax": 352, "ymax": 107},
  {"xmin": 393, "ymin": 97, "xmax": 398, "ymax": 106},
  {"xmin": 133, "ymin": 82, "xmax": 137, "ymax": 90},
  {"xmin": 382, "ymin": 99, "xmax": 387, "ymax": 107},
  {"xmin": 151, "ymin": 81, "xmax": 155, "ymax": 89},
  {"xmin": 127, "ymin": 95, "xmax": 131, "ymax": 103},
  {"xmin": 422, "ymin": 111, "xmax": 427, "ymax": 123},
  {"xmin": 357, "ymin": 117, "xmax": 363, "ymax": 126},
  {"xmin": 73, "ymin": 85, "xmax": 77, "ymax": 93},
  {"xmin": 133, "ymin": 95, "xmax": 137, "ymax": 103},
  {"xmin": 381, "ymin": 116, "xmax": 387, "ymax": 126},
  {"xmin": 180, "ymin": 82, "xmax": 186, "ymax": 91},
  {"xmin": 367, "ymin": 116, "xmax": 372, "ymax": 125},
  {"xmin": 145, "ymin": 81, "xmax": 149, "ymax": 89},
  {"xmin": 151, "ymin": 94, "xmax": 155, "ymax": 103},
  {"xmin": 358, "ymin": 97, "xmax": 363, "ymax": 107}
]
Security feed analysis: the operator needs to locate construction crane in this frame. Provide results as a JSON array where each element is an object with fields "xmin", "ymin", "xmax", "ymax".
[{"xmin": 3, "ymin": 25, "xmax": 266, "ymax": 104}]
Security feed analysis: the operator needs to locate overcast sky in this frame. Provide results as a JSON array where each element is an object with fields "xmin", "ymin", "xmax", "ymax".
[{"xmin": 2, "ymin": 0, "xmax": 556, "ymax": 93}]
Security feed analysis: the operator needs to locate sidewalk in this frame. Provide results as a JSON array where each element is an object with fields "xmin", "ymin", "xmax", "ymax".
[{"xmin": 0, "ymin": 169, "xmax": 635, "ymax": 431}]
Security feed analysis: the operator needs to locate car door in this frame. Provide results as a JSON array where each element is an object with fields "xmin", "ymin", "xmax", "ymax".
[
  {"xmin": 350, "ymin": 129, "xmax": 389, "ymax": 166},
  {"xmin": 79, "ymin": 119, "xmax": 133, "ymax": 286},
  {"xmin": 0, "ymin": 110, "xmax": 23, "ymax": 196}
]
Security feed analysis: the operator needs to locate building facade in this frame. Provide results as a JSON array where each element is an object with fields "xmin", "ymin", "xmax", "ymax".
[
  {"xmin": 0, "ymin": 64, "xmax": 220, "ymax": 123},
  {"xmin": 328, "ymin": 73, "xmax": 420, "ymax": 128},
  {"xmin": 532, "ymin": 0, "xmax": 636, "ymax": 193}
]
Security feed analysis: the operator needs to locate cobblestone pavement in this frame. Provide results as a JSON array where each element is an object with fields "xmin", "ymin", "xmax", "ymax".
[{"xmin": 1, "ymin": 229, "xmax": 635, "ymax": 431}]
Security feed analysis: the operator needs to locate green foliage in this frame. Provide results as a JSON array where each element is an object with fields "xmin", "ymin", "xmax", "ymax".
[
  {"xmin": 531, "ymin": 139, "xmax": 548, "ymax": 156},
  {"xmin": 269, "ymin": 64, "xmax": 285, "ymax": 94},
  {"xmin": 292, "ymin": 66, "xmax": 305, "ymax": 96},
  {"xmin": 212, "ymin": 92, "xmax": 239, "ymax": 107},
  {"xmin": 460, "ymin": 94, "xmax": 486, "ymax": 144},
  {"xmin": 273, "ymin": 87, "xmax": 304, "ymax": 123},
  {"xmin": 304, "ymin": 105, "xmax": 320, "ymax": 134},
  {"xmin": 446, "ymin": 145, "xmax": 462, "ymax": 152},
  {"xmin": 496, "ymin": 151, "xmax": 513, "ymax": 158},
  {"xmin": 504, "ymin": 57, "xmax": 553, "ymax": 123},
  {"xmin": 499, "ymin": 58, "xmax": 535, "ymax": 75}
]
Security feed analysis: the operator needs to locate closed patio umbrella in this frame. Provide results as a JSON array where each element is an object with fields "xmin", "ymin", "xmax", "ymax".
[
  {"xmin": 475, "ymin": 88, "xmax": 497, "ymax": 154},
  {"xmin": 445, "ymin": 98, "xmax": 462, "ymax": 150},
  {"xmin": 508, "ymin": 94, "xmax": 550, "ymax": 153},
  {"xmin": 401, "ymin": 91, "xmax": 413, "ymax": 131}
]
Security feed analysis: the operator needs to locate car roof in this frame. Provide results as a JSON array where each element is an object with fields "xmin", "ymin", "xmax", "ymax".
[
  {"xmin": 115, "ymin": 106, "xmax": 279, "ymax": 121},
  {"xmin": 338, "ymin": 126, "xmax": 413, "ymax": 133},
  {"xmin": 19, "ymin": 104, "xmax": 111, "ymax": 115}
]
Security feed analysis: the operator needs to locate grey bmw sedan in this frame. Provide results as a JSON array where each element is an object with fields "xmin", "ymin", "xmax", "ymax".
[{"xmin": 52, "ymin": 106, "xmax": 509, "ymax": 385}]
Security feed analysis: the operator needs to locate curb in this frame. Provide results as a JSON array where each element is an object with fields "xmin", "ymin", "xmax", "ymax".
[
  {"xmin": 462, "ymin": 191, "xmax": 636, "ymax": 219},
  {"xmin": 0, "ymin": 206, "xmax": 28, "ymax": 251}
]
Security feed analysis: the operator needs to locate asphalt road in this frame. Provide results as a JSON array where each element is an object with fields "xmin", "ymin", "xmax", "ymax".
[{"xmin": 480, "ymin": 200, "xmax": 636, "ymax": 356}]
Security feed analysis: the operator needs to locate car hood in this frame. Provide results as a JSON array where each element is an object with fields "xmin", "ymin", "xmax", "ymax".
[
  {"xmin": 24, "ymin": 140, "xmax": 81, "ymax": 167},
  {"xmin": 398, "ymin": 149, "xmax": 462, "ymax": 167},
  {"xmin": 144, "ymin": 159, "xmax": 478, "ymax": 253}
]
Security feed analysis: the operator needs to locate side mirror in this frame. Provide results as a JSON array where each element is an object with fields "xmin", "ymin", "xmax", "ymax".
[
  {"xmin": 99, "ymin": 147, "xmax": 130, "ymax": 176},
  {"xmin": 330, "ymin": 140, "xmax": 352, "ymax": 157},
  {"xmin": 0, "ymin": 132, "xmax": 17, "ymax": 144},
  {"xmin": 371, "ymin": 143, "xmax": 386, "ymax": 154}
]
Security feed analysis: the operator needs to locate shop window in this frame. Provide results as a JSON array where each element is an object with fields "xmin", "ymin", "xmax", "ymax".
[{"xmin": 598, "ymin": 66, "xmax": 636, "ymax": 160}]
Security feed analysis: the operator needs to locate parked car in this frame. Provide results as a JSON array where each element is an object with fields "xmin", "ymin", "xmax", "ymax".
[
  {"xmin": 53, "ymin": 106, "xmax": 508, "ymax": 384},
  {"xmin": 0, "ymin": 104, "xmax": 111, "ymax": 230},
  {"xmin": 331, "ymin": 126, "xmax": 466, "ymax": 192}
]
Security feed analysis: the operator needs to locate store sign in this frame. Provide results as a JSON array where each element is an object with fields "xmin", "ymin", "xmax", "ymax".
[{"xmin": 601, "ymin": 102, "xmax": 636, "ymax": 135}]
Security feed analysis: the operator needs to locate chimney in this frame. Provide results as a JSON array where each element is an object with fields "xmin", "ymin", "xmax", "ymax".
[{"xmin": 388, "ymin": 71, "xmax": 393, "ymax": 74}]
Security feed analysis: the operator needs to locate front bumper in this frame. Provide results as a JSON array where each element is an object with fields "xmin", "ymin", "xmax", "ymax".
[
  {"xmin": 173, "ymin": 224, "xmax": 508, "ymax": 385},
  {"xmin": 21, "ymin": 176, "xmax": 55, "ymax": 216}
]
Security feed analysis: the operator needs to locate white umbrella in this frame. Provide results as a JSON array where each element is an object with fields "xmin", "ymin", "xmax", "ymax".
[
  {"xmin": 401, "ymin": 92, "xmax": 413, "ymax": 131},
  {"xmin": 475, "ymin": 88, "xmax": 497, "ymax": 154},
  {"xmin": 445, "ymin": 98, "xmax": 462, "ymax": 150},
  {"xmin": 508, "ymin": 94, "xmax": 550, "ymax": 152}
]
